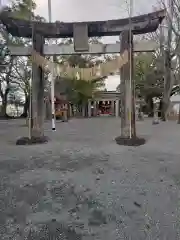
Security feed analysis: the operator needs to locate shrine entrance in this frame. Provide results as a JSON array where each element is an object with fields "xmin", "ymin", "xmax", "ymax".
[
  {"xmin": 98, "ymin": 101, "xmax": 112, "ymax": 116},
  {"xmin": 88, "ymin": 91, "xmax": 121, "ymax": 117},
  {"xmin": 0, "ymin": 8, "xmax": 165, "ymax": 145}
]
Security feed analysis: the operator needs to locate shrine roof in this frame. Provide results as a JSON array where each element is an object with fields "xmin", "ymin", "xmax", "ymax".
[{"xmin": 0, "ymin": 9, "xmax": 165, "ymax": 38}]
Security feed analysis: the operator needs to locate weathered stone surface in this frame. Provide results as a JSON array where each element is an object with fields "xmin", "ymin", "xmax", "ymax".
[
  {"xmin": 31, "ymin": 33, "xmax": 45, "ymax": 138},
  {"xmin": 115, "ymin": 136, "xmax": 146, "ymax": 146},
  {"xmin": 120, "ymin": 30, "xmax": 136, "ymax": 138},
  {"xmin": 0, "ymin": 9, "xmax": 165, "ymax": 38},
  {"xmin": 16, "ymin": 136, "xmax": 49, "ymax": 145}
]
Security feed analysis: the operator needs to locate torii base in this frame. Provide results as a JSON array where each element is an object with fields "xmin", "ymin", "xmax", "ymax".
[
  {"xmin": 115, "ymin": 136, "xmax": 146, "ymax": 147},
  {"xmin": 16, "ymin": 136, "xmax": 49, "ymax": 145}
]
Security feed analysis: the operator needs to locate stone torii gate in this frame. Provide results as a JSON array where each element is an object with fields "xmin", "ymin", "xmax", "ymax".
[{"xmin": 0, "ymin": 9, "xmax": 165, "ymax": 145}]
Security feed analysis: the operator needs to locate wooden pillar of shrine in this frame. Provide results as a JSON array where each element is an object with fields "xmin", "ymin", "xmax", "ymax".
[
  {"xmin": 120, "ymin": 30, "xmax": 136, "ymax": 138},
  {"xmin": 16, "ymin": 32, "xmax": 48, "ymax": 144},
  {"xmin": 31, "ymin": 32, "xmax": 46, "ymax": 138},
  {"xmin": 115, "ymin": 30, "xmax": 145, "ymax": 146}
]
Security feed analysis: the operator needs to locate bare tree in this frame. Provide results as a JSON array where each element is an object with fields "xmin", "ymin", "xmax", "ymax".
[
  {"xmin": 161, "ymin": 0, "xmax": 174, "ymax": 121},
  {"xmin": 144, "ymin": 0, "xmax": 180, "ymax": 121},
  {"xmin": 0, "ymin": 56, "xmax": 14, "ymax": 117},
  {"xmin": 11, "ymin": 57, "xmax": 31, "ymax": 117}
]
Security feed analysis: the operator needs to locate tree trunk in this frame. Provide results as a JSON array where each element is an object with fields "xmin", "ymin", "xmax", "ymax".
[
  {"xmin": 82, "ymin": 103, "xmax": 86, "ymax": 117},
  {"xmin": 0, "ymin": 100, "xmax": 7, "ymax": 118},
  {"xmin": 162, "ymin": 0, "xmax": 173, "ymax": 121},
  {"xmin": 76, "ymin": 104, "xmax": 81, "ymax": 117},
  {"xmin": 162, "ymin": 49, "xmax": 173, "ymax": 121},
  {"xmin": 21, "ymin": 94, "xmax": 29, "ymax": 118},
  {"xmin": 45, "ymin": 99, "xmax": 51, "ymax": 120},
  {"xmin": 177, "ymin": 104, "xmax": 180, "ymax": 124},
  {"xmin": 120, "ymin": 30, "xmax": 136, "ymax": 138},
  {"xmin": 0, "ymin": 93, "xmax": 8, "ymax": 118}
]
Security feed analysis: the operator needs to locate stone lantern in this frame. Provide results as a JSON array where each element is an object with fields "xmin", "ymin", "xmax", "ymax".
[{"xmin": 152, "ymin": 97, "xmax": 160, "ymax": 124}]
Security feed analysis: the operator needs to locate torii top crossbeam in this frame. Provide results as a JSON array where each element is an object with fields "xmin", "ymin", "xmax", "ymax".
[{"xmin": 0, "ymin": 9, "xmax": 165, "ymax": 38}]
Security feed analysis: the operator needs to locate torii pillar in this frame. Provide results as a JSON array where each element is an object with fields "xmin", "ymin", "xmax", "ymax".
[
  {"xmin": 116, "ymin": 30, "xmax": 145, "ymax": 146},
  {"xmin": 120, "ymin": 30, "xmax": 136, "ymax": 137},
  {"xmin": 31, "ymin": 33, "xmax": 46, "ymax": 138},
  {"xmin": 16, "ymin": 32, "xmax": 48, "ymax": 145}
]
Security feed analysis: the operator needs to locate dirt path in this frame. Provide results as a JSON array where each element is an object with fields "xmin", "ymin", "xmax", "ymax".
[{"xmin": 0, "ymin": 118, "xmax": 180, "ymax": 239}]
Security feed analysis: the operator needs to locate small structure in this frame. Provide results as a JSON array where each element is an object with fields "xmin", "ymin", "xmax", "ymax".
[
  {"xmin": 54, "ymin": 95, "xmax": 68, "ymax": 121},
  {"xmin": 152, "ymin": 98, "xmax": 160, "ymax": 124},
  {"xmin": 168, "ymin": 95, "xmax": 180, "ymax": 120},
  {"xmin": 88, "ymin": 91, "xmax": 121, "ymax": 117},
  {"xmin": 45, "ymin": 78, "xmax": 70, "ymax": 121}
]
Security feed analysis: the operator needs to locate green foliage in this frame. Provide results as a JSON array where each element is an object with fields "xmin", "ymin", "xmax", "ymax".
[
  {"xmin": 9, "ymin": 0, "xmax": 45, "ymax": 21},
  {"xmin": 70, "ymin": 78, "xmax": 104, "ymax": 104},
  {"xmin": 0, "ymin": 45, "xmax": 9, "ymax": 59},
  {"xmin": 134, "ymin": 52, "xmax": 164, "ymax": 100},
  {"xmin": 56, "ymin": 49, "xmax": 105, "ymax": 105},
  {"xmin": 56, "ymin": 76, "xmax": 104, "ymax": 106},
  {"xmin": 11, "ymin": 0, "xmax": 36, "ymax": 19}
]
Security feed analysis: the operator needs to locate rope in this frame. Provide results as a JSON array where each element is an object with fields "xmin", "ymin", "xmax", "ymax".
[{"xmin": 31, "ymin": 49, "xmax": 129, "ymax": 80}]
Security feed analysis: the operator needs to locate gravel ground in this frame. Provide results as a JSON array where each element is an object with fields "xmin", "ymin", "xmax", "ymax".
[{"xmin": 0, "ymin": 117, "xmax": 180, "ymax": 239}]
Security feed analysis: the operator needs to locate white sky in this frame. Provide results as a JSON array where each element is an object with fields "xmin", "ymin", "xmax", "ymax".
[{"xmin": 35, "ymin": 0, "xmax": 158, "ymax": 21}]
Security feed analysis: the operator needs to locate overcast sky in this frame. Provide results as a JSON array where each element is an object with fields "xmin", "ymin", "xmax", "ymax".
[
  {"xmin": 2, "ymin": 0, "xmax": 163, "ymax": 21},
  {"xmin": 35, "ymin": 0, "xmax": 159, "ymax": 22}
]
